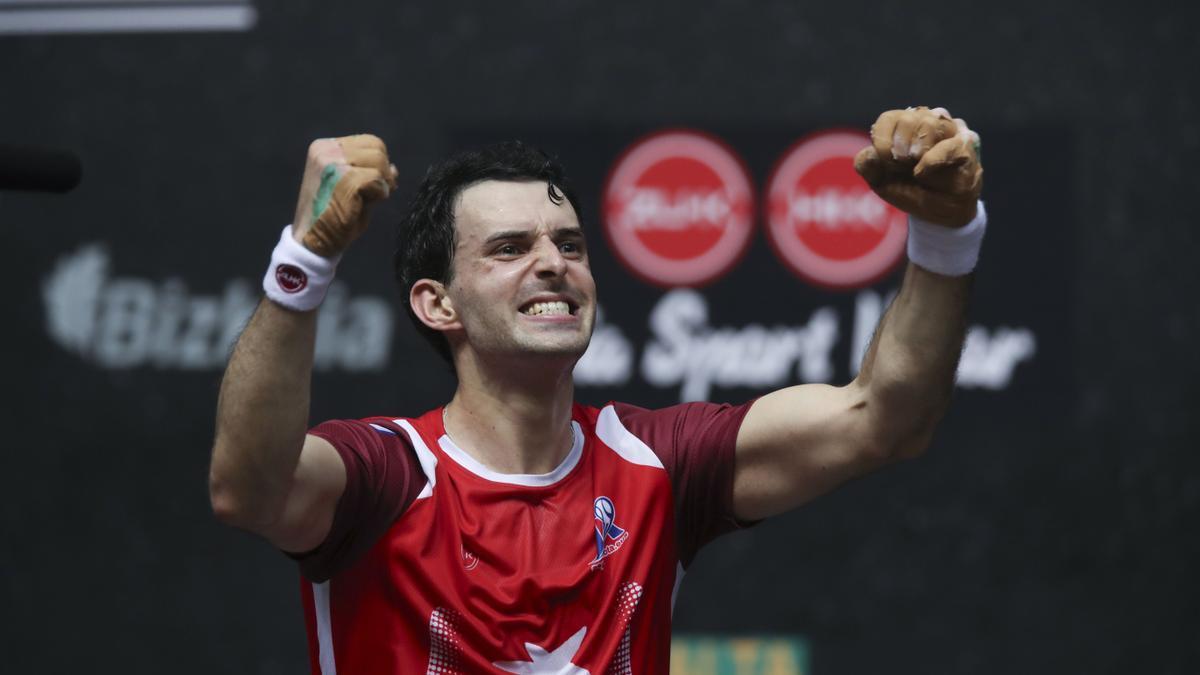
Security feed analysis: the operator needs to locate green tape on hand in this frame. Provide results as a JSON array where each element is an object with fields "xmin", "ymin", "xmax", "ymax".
[{"xmin": 312, "ymin": 164, "xmax": 341, "ymax": 221}]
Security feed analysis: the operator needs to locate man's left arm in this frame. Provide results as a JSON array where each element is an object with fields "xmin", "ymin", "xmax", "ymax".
[{"xmin": 732, "ymin": 106, "xmax": 984, "ymax": 521}]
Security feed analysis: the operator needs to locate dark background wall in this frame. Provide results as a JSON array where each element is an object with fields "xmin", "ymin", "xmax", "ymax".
[{"xmin": 2, "ymin": 2, "xmax": 1197, "ymax": 673}]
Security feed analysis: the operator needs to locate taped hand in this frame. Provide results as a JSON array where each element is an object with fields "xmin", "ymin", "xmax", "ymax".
[
  {"xmin": 291, "ymin": 134, "xmax": 400, "ymax": 258},
  {"xmin": 854, "ymin": 106, "xmax": 983, "ymax": 227}
]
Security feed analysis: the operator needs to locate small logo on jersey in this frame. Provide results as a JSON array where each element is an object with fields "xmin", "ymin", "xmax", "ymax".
[
  {"xmin": 461, "ymin": 544, "xmax": 479, "ymax": 571},
  {"xmin": 602, "ymin": 130, "xmax": 755, "ymax": 288},
  {"xmin": 274, "ymin": 264, "xmax": 308, "ymax": 293},
  {"xmin": 590, "ymin": 496, "xmax": 629, "ymax": 570},
  {"xmin": 765, "ymin": 130, "xmax": 908, "ymax": 289}
]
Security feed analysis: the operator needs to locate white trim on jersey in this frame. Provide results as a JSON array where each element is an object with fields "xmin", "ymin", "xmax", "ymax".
[
  {"xmin": 595, "ymin": 405, "xmax": 666, "ymax": 470},
  {"xmin": 436, "ymin": 421, "xmax": 584, "ymax": 487},
  {"xmin": 312, "ymin": 580, "xmax": 337, "ymax": 675},
  {"xmin": 395, "ymin": 419, "xmax": 438, "ymax": 500}
]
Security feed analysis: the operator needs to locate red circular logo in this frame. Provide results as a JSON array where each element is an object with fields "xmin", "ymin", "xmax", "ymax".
[
  {"xmin": 765, "ymin": 130, "xmax": 908, "ymax": 289},
  {"xmin": 275, "ymin": 264, "xmax": 308, "ymax": 293},
  {"xmin": 602, "ymin": 130, "xmax": 755, "ymax": 287}
]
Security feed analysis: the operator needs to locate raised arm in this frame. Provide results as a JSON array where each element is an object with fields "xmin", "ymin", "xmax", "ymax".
[
  {"xmin": 733, "ymin": 106, "xmax": 984, "ymax": 521},
  {"xmin": 208, "ymin": 135, "xmax": 397, "ymax": 551}
]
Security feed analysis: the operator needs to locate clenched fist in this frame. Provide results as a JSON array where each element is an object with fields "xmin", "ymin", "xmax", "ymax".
[
  {"xmin": 292, "ymin": 134, "xmax": 399, "ymax": 258},
  {"xmin": 854, "ymin": 106, "xmax": 983, "ymax": 227}
]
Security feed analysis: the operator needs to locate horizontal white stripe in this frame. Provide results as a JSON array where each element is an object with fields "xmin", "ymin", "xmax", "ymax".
[
  {"xmin": 595, "ymin": 405, "xmax": 665, "ymax": 470},
  {"xmin": 0, "ymin": 6, "xmax": 256, "ymax": 34},
  {"xmin": 437, "ymin": 422, "xmax": 583, "ymax": 487}
]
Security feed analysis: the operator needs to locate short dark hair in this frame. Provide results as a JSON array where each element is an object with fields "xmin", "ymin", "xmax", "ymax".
[{"xmin": 393, "ymin": 141, "xmax": 583, "ymax": 367}]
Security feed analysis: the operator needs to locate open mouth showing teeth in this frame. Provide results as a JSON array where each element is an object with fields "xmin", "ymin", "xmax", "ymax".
[{"xmin": 521, "ymin": 300, "xmax": 576, "ymax": 316}]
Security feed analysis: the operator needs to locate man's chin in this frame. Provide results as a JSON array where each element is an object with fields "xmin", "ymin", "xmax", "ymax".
[
  {"xmin": 522, "ymin": 343, "xmax": 589, "ymax": 360},
  {"xmin": 507, "ymin": 336, "xmax": 590, "ymax": 361}
]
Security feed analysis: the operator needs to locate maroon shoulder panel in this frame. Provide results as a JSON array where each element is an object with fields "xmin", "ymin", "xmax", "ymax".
[
  {"xmin": 610, "ymin": 400, "xmax": 757, "ymax": 568},
  {"xmin": 292, "ymin": 417, "xmax": 425, "ymax": 582}
]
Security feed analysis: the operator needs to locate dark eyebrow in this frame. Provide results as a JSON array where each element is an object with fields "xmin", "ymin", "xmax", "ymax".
[
  {"xmin": 552, "ymin": 227, "xmax": 586, "ymax": 239},
  {"xmin": 483, "ymin": 229, "xmax": 533, "ymax": 245},
  {"xmin": 483, "ymin": 226, "xmax": 585, "ymax": 245}
]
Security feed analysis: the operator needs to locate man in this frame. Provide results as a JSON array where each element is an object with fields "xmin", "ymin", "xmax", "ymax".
[{"xmin": 209, "ymin": 106, "xmax": 985, "ymax": 673}]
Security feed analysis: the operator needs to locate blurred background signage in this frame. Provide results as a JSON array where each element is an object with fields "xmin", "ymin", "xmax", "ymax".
[
  {"xmin": 0, "ymin": 0, "xmax": 257, "ymax": 35},
  {"xmin": 671, "ymin": 636, "xmax": 809, "ymax": 675}
]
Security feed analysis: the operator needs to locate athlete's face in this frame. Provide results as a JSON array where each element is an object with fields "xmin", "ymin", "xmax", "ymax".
[{"xmin": 445, "ymin": 180, "xmax": 596, "ymax": 363}]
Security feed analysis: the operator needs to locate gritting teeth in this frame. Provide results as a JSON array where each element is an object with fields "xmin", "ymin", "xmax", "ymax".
[{"xmin": 524, "ymin": 301, "xmax": 571, "ymax": 316}]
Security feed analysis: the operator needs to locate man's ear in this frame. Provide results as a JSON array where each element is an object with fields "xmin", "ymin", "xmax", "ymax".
[{"xmin": 410, "ymin": 279, "xmax": 460, "ymax": 331}]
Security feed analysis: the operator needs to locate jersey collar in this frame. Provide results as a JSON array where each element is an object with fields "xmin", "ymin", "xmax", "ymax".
[{"xmin": 436, "ymin": 420, "xmax": 584, "ymax": 487}]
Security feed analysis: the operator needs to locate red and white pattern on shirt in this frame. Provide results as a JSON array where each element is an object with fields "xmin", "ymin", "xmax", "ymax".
[
  {"xmin": 298, "ymin": 400, "xmax": 752, "ymax": 674},
  {"xmin": 427, "ymin": 607, "xmax": 466, "ymax": 674},
  {"xmin": 606, "ymin": 582, "xmax": 644, "ymax": 675}
]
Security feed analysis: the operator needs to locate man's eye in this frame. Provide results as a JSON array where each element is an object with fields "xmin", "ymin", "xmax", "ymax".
[
  {"xmin": 497, "ymin": 244, "xmax": 520, "ymax": 256},
  {"xmin": 560, "ymin": 241, "xmax": 582, "ymax": 254}
]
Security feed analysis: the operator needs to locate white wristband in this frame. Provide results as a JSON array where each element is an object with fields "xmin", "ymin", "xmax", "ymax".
[
  {"xmin": 262, "ymin": 225, "xmax": 341, "ymax": 311},
  {"xmin": 906, "ymin": 200, "xmax": 987, "ymax": 276}
]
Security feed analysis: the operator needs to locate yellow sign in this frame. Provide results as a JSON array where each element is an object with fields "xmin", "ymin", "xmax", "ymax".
[{"xmin": 670, "ymin": 636, "xmax": 809, "ymax": 675}]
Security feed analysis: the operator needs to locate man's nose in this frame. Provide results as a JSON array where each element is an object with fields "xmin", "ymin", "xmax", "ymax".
[{"xmin": 532, "ymin": 239, "xmax": 567, "ymax": 277}]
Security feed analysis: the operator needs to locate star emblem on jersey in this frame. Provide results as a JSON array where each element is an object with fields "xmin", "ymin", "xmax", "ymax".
[
  {"xmin": 590, "ymin": 496, "xmax": 629, "ymax": 570},
  {"xmin": 492, "ymin": 625, "xmax": 590, "ymax": 675}
]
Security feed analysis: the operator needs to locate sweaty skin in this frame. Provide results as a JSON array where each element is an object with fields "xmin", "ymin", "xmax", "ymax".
[{"xmin": 412, "ymin": 180, "xmax": 597, "ymax": 476}]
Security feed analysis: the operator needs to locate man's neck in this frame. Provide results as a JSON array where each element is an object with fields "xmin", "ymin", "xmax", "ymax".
[{"xmin": 444, "ymin": 354, "xmax": 577, "ymax": 476}]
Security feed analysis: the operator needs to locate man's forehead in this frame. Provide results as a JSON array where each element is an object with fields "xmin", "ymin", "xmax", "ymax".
[{"xmin": 454, "ymin": 180, "xmax": 578, "ymax": 236}]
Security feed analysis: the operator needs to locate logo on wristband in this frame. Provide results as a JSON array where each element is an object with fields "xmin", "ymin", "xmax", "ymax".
[{"xmin": 275, "ymin": 264, "xmax": 308, "ymax": 293}]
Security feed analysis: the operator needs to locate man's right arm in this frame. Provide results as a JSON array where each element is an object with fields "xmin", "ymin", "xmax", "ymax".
[
  {"xmin": 208, "ymin": 135, "xmax": 397, "ymax": 553},
  {"xmin": 209, "ymin": 300, "xmax": 346, "ymax": 553}
]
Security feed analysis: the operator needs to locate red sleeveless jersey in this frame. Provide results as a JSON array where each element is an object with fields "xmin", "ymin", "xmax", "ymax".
[{"xmin": 296, "ymin": 400, "xmax": 752, "ymax": 674}]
